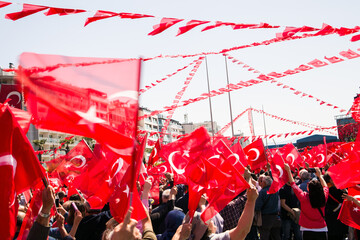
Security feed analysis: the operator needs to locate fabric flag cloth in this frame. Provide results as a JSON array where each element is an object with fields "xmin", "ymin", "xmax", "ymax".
[
  {"xmin": 338, "ymin": 186, "xmax": 360, "ymax": 230},
  {"xmin": 109, "ymin": 140, "xmax": 147, "ymax": 223},
  {"xmin": 9, "ymin": 106, "xmax": 32, "ymax": 134},
  {"xmin": 148, "ymin": 17, "xmax": 184, "ymax": 36},
  {"xmin": 352, "ymin": 95, "xmax": 360, "ymax": 122},
  {"xmin": 44, "ymin": 7, "xmax": 86, "ymax": 16},
  {"xmin": 277, "ymin": 143, "xmax": 302, "ymax": 171},
  {"xmin": 310, "ymin": 144, "xmax": 327, "ymax": 168},
  {"xmin": 18, "ymin": 52, "xmax": 141, "ymax": 157},
  {"xmin": 0, "ymin": 1, "xmax": 11, "ymax": 8},
  {"xmin": 0, "ymin": 105, "xmax": 45, "ymax": 239},
  {"xmin": 17, "ymin": 186, "xmax": 43, "ymax": 240},
  {"xmin": 268, "ymin": 151, "xmax": 289, "ymax": 194},
  {"xmin": 230, "ymin": 140, "xmax": 248, "ymax": 173},
  {"xmin": 243, "ymin": 139, "xmax": 267, "ymax": 172},
  {"xmin": 5, "ymin": 4, "xmax": 48, "ymax": 20},
  {"xmin": 160, "ymin": 126, "xmax": 211, "ymax": 178},
  {"xmin": 147, "ymin": 139, "xmax": 161, "ymax": 168},
  {"xmin": 84, "ymin": 10, "xmax": 119, "ymax": 26},
  {"xmin": 201, "ymin": 21, "xmax": 234, "ymax": 31},
  {"xmin": 119, "ymin": 12, "xmax": 154, "ymax": 19},
  {"xmin": 177, "ymin": 20, "xmax": 210, "ymax": 36}
]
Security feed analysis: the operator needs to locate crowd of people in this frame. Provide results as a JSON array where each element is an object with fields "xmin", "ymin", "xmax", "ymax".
[{"xmin": 14, "ymin": 164, "xmax": 360, "ymax": 240}]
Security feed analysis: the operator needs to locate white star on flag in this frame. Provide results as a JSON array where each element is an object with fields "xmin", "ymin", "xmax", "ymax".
[
  {"xmin": 353, "ymin": 207, "xmax": 359, "ymax": 212},
  {"xmin": 182, "ymin": 150, "xmax": 190, "ymax": 158},
  {"xmin": 75, "ymin": 106, "xmax": 106, "ymax": 132}
]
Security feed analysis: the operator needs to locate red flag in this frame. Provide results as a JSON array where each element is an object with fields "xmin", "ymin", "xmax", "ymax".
[
  {"xmin": 84, "ymin": 10, "xmax": 119, "ymax": 26},
  {"xmin": 351, "ymin": 34, "xmax": 360, "ymax": 42},
  {"xmin": 278, "ymin": 143, "xmax": 302, "ymax": 171},
  {"xmin": 148, "ymin": 18, "xmax": 184, "ymax": 35},
  {"xmin": 18, "ymin": 52, "xmax": 140, "ymax": 157},
  {"xmin": 147, "ymin": 139, "xmax": 161, "ymax": 167},
  {"xmin": 9, "ymin": 106, "xmax": 32, "ymax": 133},
  {"xmin": 0, "ymin": 105, "xmax": 45, "ymax": 239},
  {"xmin": 176, "ymin": 20, "xmax": 210, "ymax": 36},
  {"xmin": 314, "ymin": 23, "xmax": 336, "ymax": 36},
  {"xmin": 352, "ymin": 95, "xmax": 360, "ymax": 122},
  {"xmin": 201, "ymin": 21, "xmax": 235, "ymax": 31},
  {"xmin": 232, "ymin": 23, "xmax": 257, "ymax": 29},
  {"xmin": 0, "ymin": 84, "xmax": 23, "ymax": 109},
  {"xmin": 0, "ymin": 1, "xmax": 11, "ymax": 8},
  {"xmin": 44, "ymin": 7, "xmax": 86, "ymax": 16},
  {"xmin": 268, "ymin": 151, "xmax": 289, "ymax": 194},
  {"xmin": 5, "ymin": 4, "xmax": 48, "ymax": 20},
  {"xmin": 17, "ymin": 186, "xmax": 43, "ymax": 240},
  {"xmin": 338, "ymin": 186, "xmax": 360, "ymax": 230},
  {"xmin": 230, "ymin": 140, "xmax": 248, "ymax": 172},
  {"xmin": 45, "ymin": 156, "xmax": 65, "ymax": 173},
  {"xmin": 311, "ymin": 144, "xmax": 328, "ymax": 168},
  {"xmin": 119, "ymin": 12, "xmax": 154, "ymax": 19},
  {"xmin": 244, "ymin": 139, "xmax": 267, "ymax": 172},
  {"xmin": 160, "ymin": 127, "xmax": 211, "ymax": 176}
]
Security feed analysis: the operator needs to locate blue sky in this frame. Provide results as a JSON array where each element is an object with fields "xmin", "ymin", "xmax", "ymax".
[{"xmin": 1, "ymin": 0, "xmax": 359, "ymax": 142}]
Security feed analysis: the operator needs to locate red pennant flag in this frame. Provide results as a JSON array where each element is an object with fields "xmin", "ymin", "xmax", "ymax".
[
  {"xmin": 244, "ymin": 139, "xmax": 267, "ymax": 172},
  {"xmin": 351, "ymin": 34, "xmax": 360, "ymax": 42},
  {"xmin": 268, "ymin": 151, "xmax": 289, "ymax": 194},
  {"xmin": 177, "ymin": 20, "xmax": 210, "ymax": 36},
  {"xmin": 44, "ymin": 7, "xmax": 86, "ymax": 16},
  {"xmin": 338, "ymin": 186, "xmax": 360, "ymax": 230},
  {"xmin": 232, "ymin": 23, "xmax": 257, "ymax": 29},
  {"xmin": 84, "ymin": 10, "xmax": 119, "ymax": 26},
  {"xmin": 147, "ymin": 139, "xmax": 161, "ymax": 167},
  {"xmin": 119, "ymin": 12, "xmax": 154, "ymax": 19},
  {"xmin": 314, "ymin": 23, "xmax": 336, "ymax": 36},
  {"xmin": 148, "ymin": 17, "xmax": 184, "ymax": 36},
  {"xmin": 202, "ymin": 21, "xmax": 235, "ymax": 31},
  {"xmin": 5, "ymin": 4, "xmax": 48, "ymax": 21},
  {"xmin": 250, "ymin": 22, "xmax": 280, "ymax": 29},
  {"xmin": 18, "ymin": 52, "xmax": 140, "ymax": 157},
  {"xmin": 0, "ymin": 1, "xmax": 11, "ymax": 8}
]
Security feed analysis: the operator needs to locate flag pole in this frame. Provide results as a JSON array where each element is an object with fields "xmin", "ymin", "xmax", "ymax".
[
  {"xmin": 205, "ymin": 56, "xmax": 215, "ymax": 137},
  {"xmin": 250, "ymin": 107, "xmax": 256, "ymax": 136},
  {"xmin": 224, "ymin": 55, "xmax": 235, "ymax": 137},
  {"xmin": 262, "ymin": 105, "xmax": 268, "ymax": 150}
]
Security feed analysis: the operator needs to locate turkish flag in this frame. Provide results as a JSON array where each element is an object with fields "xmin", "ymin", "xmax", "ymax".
[
  {"xmin": 328, "ymin": 149, "xmax": 360, "ymax": 189},
  {"xmin": 55, "ymin": 140, "xmax": 98, "ymax": 185},
  {"xmin": 268, "ymin": 151, "xmax": 289, "ymax": 194},
  {"xmin": 147, "ymin": 139, "xmax": 161, "ymax": 167},
  {"xmin": 338, "ymin": 186, "xmax": 360, "ymax": 230},
  {"xmin": 45, "ymin": 156, "xmax": 65, "ymax": 173},
  {"xmin": 277, "ymin": 143, "xmax": 302, "ymax": 171},
  {"xmin": 72, "ymin": 143, "xmax": 130, "ymax": 209},
  {"xmin": 177, "ymin": 20, "xmax": 210, "ymax": 36},
  {"xmin": 0, "ymin": 84, "xmax": 23, "ymax": 109},
  {"xmin": 310, "ymin": 144, "xmax": 327, "ymax": 168},
  {"xmin": 44, "ymin": 7, "xmax": 86, "ymax": 16},
  {"xmin": 148, "ymin": 18, "xmax": 184, "ymax": 35},
  {"xmin": 109, "ymin": 145, "xmax": 147, "ymax": 223},
  {"xmin": 230, "ymin": 140, "xmax": 248, "ymax": 173},
  {"xmin": 244, "ymin": 139, "xmax": 267, "ymax": 172},
  {"xmin": 0, "ymin": 105, "xmax": 45, "ymax": 239},
  {"xmin": 84, "ymin": 10, "xmax": 118, "ymax": 26},
  {"xmin": 135, "ymin": 134, "xmax": 148, "ymax": 185},
  {"xmin": 18, "ymin": 52, "xmax": 140, "ymax": 157},
  {"xmin": 0, "ymin": 1, "xmax": 11, "ymax": 8},
  {"xmin": 5, "ymin": 4, "xmax": 48, "ymax": 20},
  {"xmin": 160, "ymin": 126, "xmax": 211, "ymax": 177},
  {"xmin": 9, "ymin": 106, "xmax": 32, "ymax": 133}
]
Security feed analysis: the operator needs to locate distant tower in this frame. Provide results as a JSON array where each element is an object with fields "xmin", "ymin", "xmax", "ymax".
[{"xmin": 184, "ymin": 113, "xmax": 189, "ymax": 123}]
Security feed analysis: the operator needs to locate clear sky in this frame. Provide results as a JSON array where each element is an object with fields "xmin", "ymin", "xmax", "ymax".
[{"xmin": 1, "ymin": 0, "xmax": 359, "ymax": 143}]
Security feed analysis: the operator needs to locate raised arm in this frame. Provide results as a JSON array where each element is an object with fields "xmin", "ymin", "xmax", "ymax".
[
  {"xmin": 229, "ymin": 184, "xmax": 259, "ymax": 240},
  {"xmin": 315, "ymin": 167, "xmax": 327, "ymax": 188},
  {"xmin": 284, "ymin": 164, "xmax": 294, "ymax": 184}
]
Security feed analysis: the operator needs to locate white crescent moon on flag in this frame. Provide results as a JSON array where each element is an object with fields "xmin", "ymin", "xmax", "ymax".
[
  {"xmin": 111, "ymin": 157, "xmax": 124, "ymax": 178},
  {"xmin": 228, "ymin": 153, "xmax": 240, "ymax": 163},
  {"xmin": 276, "ymin": 165, "xmax": 284, "ymax": 178},
  {"xmin": 148, "ymin": 175, "xmax": 154, "ymax": 183},
  {"xmin": 153, "ymin": 147, "xmax": 158, "ymax": 158},
  {"xmin": 353, "ymin": 195, "xmax": 360, "ymax": 200},
  {"xmin": 168, "ymin": 151, "xmax": 185, "ymax": 174},
  {"xmin": 159, "ymin": 165, "xmax": 167, "ymax": 173},
  {"xmin": 248, "ymin": 148, "xmax": 260, "ymax": 161},
  {"xmin": 215, "ymin": 148, "xmax": 222, "ymax": 154},
  {"xmin": 70, "ymin": 155, "xmax": 87, "ymax": 168},
  {"xmin": 317, "ymin": 154, "xmax": 325, "ymax": 165},
  {"xmin": 208, "ymin": 155, "xmax": 220, "ymax": 161},
  {"xmin": 287, "ymin": 154, "xmax": 295, "ymax": 165},
  {"xmin": 6, "ymin": 91, "xmax": 21, "ymax": 105}
]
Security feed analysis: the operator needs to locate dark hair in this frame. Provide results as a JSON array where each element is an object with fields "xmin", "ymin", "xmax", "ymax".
[
  {"xmin": 67, "ymin": 201, "xmax": 86, "ymax": 225},
  {"xmin": 323, "ymin": 173, "xmax": 332, "ymax": 184},
  {"xmin": 69, "ymin": 194, "xmax": 81, "ymax": 201},
  {"xmin": 308, "ymin": 179, "xmax": 326, "ymax": 208}
]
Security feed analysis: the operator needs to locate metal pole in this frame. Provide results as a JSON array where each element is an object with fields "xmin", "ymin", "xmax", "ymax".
[
  {"xmin": 205, "ymin": 56, "xmax": 215, "ymax": 137},
  {"xmin": 250, "ymin": 107, "xmax": 256, "ymax": 136},
  {"xmin": 262, "ymin": 105, "xmax": 268, "ymax": 149},
  {"xmin": 224, "ymin": 55, "xmax": 235, "ymax": 137}
]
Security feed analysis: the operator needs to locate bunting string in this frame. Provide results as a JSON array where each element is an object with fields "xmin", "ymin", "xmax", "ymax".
[
  {"xmin": 215, "ymin": 108, "xmax": 250, "ymax": 136},
  {"xmin": 139, "ymin": 47, "xmax": 357, "ymax": 120}
]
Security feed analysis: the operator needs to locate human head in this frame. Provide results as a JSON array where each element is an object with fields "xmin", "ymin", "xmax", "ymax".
[
  {"xmin": 158, "ymin": 210, "xmax": 185, "ymax": 240},
  {"xmin": 308, "ymin": 179, "xmax": 326, "ymax": 208},
  {"xmin": 323, "ymin": 172, "xmax": 334, "ymax": 187},
  {"xmin": 69, "ymin": 194, "xmax": 81, "ymax": 201},
  {"xmin": 261, "ymin": 175, "xmax": 272, "ymax": 188},
  {"xmin": 299, "ymin": 169, "xmax": 310, "ymax": 181},
  {"xmin": 67, "ymin": 201, "xmax": 86, "ymax": 225},
  {"xmin": 162, "ymin": 189, "xmax": 171, "ymax": 203}
]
